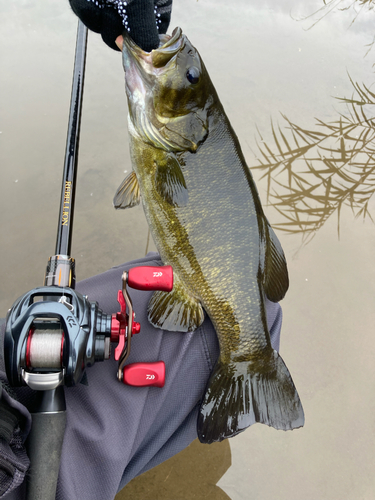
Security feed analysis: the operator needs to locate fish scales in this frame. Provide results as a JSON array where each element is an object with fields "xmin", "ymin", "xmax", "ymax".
[
  {"xmin": 132, "ymin": 109, "xmax": 268, "ymax": 359},
  {"xmin": 115, "ymin": 27, "xmax": 304, "ymax": 443}
]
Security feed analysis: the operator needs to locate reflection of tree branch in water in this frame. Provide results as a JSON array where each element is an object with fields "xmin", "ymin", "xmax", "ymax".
[
  {"xmin": 297, "ymin": 0, "xmax": 375, "ymax": 55},
  {"xmin": 254, "ymin": 76, "xmax": 375, "ymax": 244}
]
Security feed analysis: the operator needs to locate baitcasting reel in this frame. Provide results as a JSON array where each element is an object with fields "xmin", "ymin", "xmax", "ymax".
[{"xmin": 4, "ymin": 259, "xmax": 173, "ymax": 391}]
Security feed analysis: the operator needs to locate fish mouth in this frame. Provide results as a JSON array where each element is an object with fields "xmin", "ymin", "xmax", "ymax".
[
  {"xmin": 122, "ymin": 27, "xmax": 184, "ymax": 103},
  {"xmin": 123, "ymin": 27, "xmax": 183, "ymax": 70},
  {"xmin": 122, "ymin": 27, "xmax": 193, "ymax": 152}
]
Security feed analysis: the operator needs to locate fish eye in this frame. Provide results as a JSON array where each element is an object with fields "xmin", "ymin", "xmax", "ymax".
[{"xmin": 186, "ymin": 67, "xmax": 200, "ymax": 84}]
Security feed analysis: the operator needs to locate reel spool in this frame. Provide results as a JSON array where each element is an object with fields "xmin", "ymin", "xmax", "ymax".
[{"xmin": 26, "ymin": 324, "xmax": 64, "ymax": 370}]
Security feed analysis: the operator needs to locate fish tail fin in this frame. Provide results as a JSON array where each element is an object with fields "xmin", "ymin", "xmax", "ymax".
[{"xmin": 197, "ymin": 351, "xmax": 304, "ymax": 444}]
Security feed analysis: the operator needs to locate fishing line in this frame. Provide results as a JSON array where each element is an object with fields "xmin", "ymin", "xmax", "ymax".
[{"xmin": 145, "ymin": 228, "xmax": 151, "ymax": 256}]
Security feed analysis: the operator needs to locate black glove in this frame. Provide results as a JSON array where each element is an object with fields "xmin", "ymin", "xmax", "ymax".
[
  {"xmin": 68, "ymin": 0, "xmax": 173, "ymax": 52},
  {"xmin": 0, "ymin": 317, "xmax": 31, "ymax": 498}
]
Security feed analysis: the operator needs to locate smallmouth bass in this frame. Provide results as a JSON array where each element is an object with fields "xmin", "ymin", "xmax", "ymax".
[{"xmin": 115, "ymin": 27, "xmax": 304, "ymax": 443}]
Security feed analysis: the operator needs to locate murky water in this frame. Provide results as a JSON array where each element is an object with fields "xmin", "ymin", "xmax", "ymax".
[{"xmin": 1, "ymin": 0, "xmax": 375, "ymax": 499}]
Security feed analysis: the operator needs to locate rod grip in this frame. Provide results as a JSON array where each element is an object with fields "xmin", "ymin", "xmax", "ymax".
[{"xmin": 26, "ymin": 389, "xmax": 66, "ymax": 500}]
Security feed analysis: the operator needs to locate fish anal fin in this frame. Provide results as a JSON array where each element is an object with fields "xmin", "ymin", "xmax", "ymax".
[
  {"xmin": 264, "ymin": 225, "xmax": 289, "ymax": 302},
  {"xmin": 154, "ymin": 155, "xmax": 188, "ymax": 207},
  {"xmin": 113, "ymin": 171, "xmax": 141, "ymax": 209},
  {"xmin": 148, "ymin": 274, "xmax": 204, "ymax": 332},
  {"xmin": 197, "ymin": 351, "xmax": 304, "ymax": 444}
]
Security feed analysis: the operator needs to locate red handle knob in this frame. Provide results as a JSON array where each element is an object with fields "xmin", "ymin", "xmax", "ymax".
[
  {"xmin": 127, "ymin": 266, "xmax": 173, "ymax": 292},
  {"xmin": 123, "ymin": 361, "xmax": 165, "ymax": 388}
]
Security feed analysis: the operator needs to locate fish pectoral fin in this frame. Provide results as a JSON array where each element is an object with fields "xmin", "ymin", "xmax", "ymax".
[
  {"xmin": 147, "ymin": 274, "xmax": 204, "ymax": 332},
  {"xmin": 113, "ymin": 171, "xmax": 141, "ymax": 209},
  {"xmin": 154, "ymin": 156, "xmax": 188, "ymax": 207},
  {"xmin": 263, "ymin": 224, "xmax": 289, "ymax": 302}
]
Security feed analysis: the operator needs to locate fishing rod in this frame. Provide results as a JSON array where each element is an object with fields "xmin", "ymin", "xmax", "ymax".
[{"xmin": 4, "ymin": 20, "xmax": 172, "ymax": 500}]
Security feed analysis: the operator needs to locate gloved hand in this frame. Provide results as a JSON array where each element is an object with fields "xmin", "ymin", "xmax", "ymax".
[{"xmin": 68, "ymin": 0, "xmax": 173, "ymax": 52}]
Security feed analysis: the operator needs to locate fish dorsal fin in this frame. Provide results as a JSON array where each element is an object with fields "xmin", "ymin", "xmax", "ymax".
[
  {"xmin": 148, "ymin": 271, "xmax": 204, "ymax": 332},
  {"xmin": 113, "ymin": 171, "xmax": 141, "ymax": 209},
  {"xmin": 154, "ymin": 155, "xmax": 188, "ymax": 207},
  {"xmin": 263, "ymin": 225, "xmax": 289, "ymax": 302}
]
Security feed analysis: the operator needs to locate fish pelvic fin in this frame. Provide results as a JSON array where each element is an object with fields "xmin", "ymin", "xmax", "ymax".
[
  {"xmin": 197, "ymin": 351, "xmax": 304, "ymax": 444},
  {"xmin": 264, "ymin": 224, "xmax": 289, "ymax": 302},
  {"xmin": 148, "ymin": 275, "xmax": 204, "ymax": 332},
  {"xmin": 113, "ymin": 171, "xmax": 141, "ymax": 209}
]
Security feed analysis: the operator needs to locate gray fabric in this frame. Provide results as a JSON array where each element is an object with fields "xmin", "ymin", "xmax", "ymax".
[{"xmin": 0, "ymin": 253, "xmax": 282, "ymax": 500}]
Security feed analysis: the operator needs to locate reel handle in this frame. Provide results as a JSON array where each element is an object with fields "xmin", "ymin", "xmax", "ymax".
[
  {"xmin": 127, "ymin": 265, "xmax": 173, "ymax": 292},
  {"xmin": 123, "ymin": 361, "xmax": 165, "ymax": 388},
  {"xmin": 111, "ymin": 265, "xmax": 172, "ymax": 386}
]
